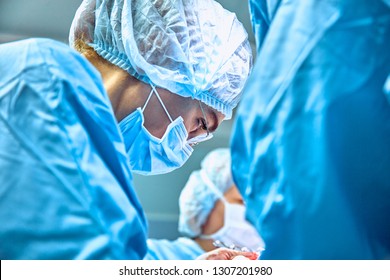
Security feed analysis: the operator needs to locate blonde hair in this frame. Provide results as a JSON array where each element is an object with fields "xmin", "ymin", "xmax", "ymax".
[
  {"xmin": 73, "ymin": 39, "xmax": 97, "ymax": 56},
  {"xmin": 73, "ymin": 39, "xmax": 113, "ymax": 68}
]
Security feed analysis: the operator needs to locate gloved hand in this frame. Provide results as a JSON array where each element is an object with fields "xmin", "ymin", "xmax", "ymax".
[{"xmin": 196, "ymin": 248, "xmax": 259, "ymax": 260}]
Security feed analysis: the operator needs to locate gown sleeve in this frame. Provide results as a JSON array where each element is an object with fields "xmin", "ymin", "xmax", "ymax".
[
  {"xmin": 144, "ymin": 238, "xmax": 205, "ymax": 260},
  {"xmin": 0, "ymin": 38, "xmax": 147, "ymax": 259}
]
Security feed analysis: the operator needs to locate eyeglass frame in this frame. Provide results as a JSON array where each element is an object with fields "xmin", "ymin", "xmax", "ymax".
[{"xmin": 187, "ymin": 101, "xmax": 214, "ymax": 146}]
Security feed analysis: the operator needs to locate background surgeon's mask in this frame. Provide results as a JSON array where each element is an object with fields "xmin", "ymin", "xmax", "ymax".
[
  {"xmin": 119, "ymin": 85, "xmax": 193, "ymax": 175},
  {"xmin": 198, "ymin": 170, "xmax": 265, "ymax": 253}
]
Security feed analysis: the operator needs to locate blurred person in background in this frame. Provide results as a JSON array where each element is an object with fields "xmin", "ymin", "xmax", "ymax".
[{"xmin": 145, "ymin": 148, "xmax": 264, "ymax": 260}]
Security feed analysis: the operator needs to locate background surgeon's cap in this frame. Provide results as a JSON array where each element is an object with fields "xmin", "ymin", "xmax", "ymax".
[
  {"xmin": 69, "ymin": 0, "xmax": 252, "ymax": 119},
  {"xmin": 178, "ymin": 148, "xmax": 233, "ymax": 237}
]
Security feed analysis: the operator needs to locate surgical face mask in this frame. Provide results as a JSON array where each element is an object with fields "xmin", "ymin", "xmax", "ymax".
[
  {"xmin": 119, "ymin": 85, "xmax": 193, "ymax": 175},
  {"xmin": 199, "ymin": 170, "xmax": 265, "ymax": 253}
]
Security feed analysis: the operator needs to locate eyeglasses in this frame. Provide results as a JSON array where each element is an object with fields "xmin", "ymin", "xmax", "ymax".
[{"xmin": 187, "ymin": 101, "xmax": 213, "ymax": 146}]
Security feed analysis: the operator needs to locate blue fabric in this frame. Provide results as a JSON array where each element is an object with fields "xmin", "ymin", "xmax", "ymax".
[
  {"xmin": 144, "ymin": 238, "xmax": 205, "ymax": 260},
  {"xmin": 231, "ymin": 0, "xmax": 390, "ymax": 259},
  {"xmin": 0, "ymin": 38, "xmax": 147, "ymax": 259}
]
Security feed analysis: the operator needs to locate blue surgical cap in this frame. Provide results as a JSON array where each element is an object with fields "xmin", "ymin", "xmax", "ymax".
[
  {"xmin": 178, "ymin": 148, "xmax": 233, "ymax": 237},
  {"xmin": 69, "ymin": 0, "xmax": 252, "ymax": 119}
]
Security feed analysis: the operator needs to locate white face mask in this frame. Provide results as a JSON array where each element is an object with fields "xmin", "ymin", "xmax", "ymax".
[
  {"xmin": 201, "ymin": 202, "xmax": 265, "ymax": 253},
  {"xmin": 198, "ymin": 170, "xmax": 265, "ymax": 253}
]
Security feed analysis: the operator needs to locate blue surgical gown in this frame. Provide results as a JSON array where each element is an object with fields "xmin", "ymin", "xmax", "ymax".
[
  {"xmin": 231, "ymin": 0, "xmax": 390, "ymax": 259},
  {"xmin": 144, "ymin": 238, "xmax": 205, "ymax": 260},
  {"xmin": 0, "ymin": 38, "xmax": 147, "ymax": 259}
]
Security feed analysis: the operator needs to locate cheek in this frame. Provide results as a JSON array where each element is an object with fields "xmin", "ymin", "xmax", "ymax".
[
  {"xmin": 186, "ymin": 120, "xmax": 200, "ymax": 138},
  {"xmin": 180, "ymin": 109, "xmax": 200, "ymax": 137},
  {"xmin": 143, "ymin": 105, "xmax": 171, "ymax": 138},
  {"xmin": 143, "ymin": 117, "xmax": 169, "ymax": 139}
]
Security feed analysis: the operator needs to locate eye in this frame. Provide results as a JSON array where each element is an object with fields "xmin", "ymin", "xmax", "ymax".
[{"xmin": 199, "ymin": 118, "xmax": 207, "ymax": 131}]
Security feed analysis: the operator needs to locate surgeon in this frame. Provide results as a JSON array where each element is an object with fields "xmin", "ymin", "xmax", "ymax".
[
  {"xmin": 145, "ymin": 148, "xmax": 265, "ymax": 260},
  {"xmin": 231, "ymin": 0, "xmax": 390, "ymax": 259},
  {"xmin": 0, "ymin": 0, "xmax": 254, "ymax": 260}
]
